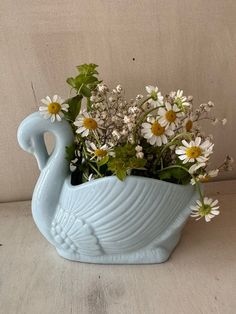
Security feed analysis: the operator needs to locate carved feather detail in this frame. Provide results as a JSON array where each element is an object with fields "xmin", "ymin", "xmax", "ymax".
[
  {"xmin": 51, "ymin": 176, "xmax": 198, "ymax": 257},
  {"xmin": 51, "ymin": 208, "xmax": 102, "ymax": 256}
]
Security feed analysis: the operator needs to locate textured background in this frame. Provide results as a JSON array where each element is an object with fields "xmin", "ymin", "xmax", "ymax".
[{"xmin": 0, "ymin": 0, "xmax": 235, "ymax": 202}]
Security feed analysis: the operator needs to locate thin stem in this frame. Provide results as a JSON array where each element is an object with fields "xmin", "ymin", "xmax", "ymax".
[
  {"xmin": 92, "ymin": 130, "xmax": 101, "ymax": 146},
  {"xmin": 88, "ymin": 162, "xmax": 103, "ymax": 177},
  {"xmin": 159, "ymin": 132, "xmax": 193, "ymax": 157},
  {"xmin": 138, "ymin": 96, "xmax": 152, "ymax": 108}
]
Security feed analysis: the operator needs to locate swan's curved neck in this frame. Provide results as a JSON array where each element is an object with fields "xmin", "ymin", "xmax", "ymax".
[{"xmin": 18, "ymin": 112, "xmax": 74, "ymax": 245}]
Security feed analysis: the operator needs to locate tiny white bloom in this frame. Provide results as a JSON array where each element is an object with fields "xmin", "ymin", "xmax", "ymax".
[
  {"xmin": 222, "ymin": 118, "xmax": 227, "ymax": 125},
  {"xmin": 123, "ymin": 116, "xmax": 131, "ymax": 123},
  {"xmin": 158, "ymin": 102, "xmax": 183, "ymax": 130},
  {"xmin": 190, "ymin": 197, "xmax": 220, "ymax": 222},
  {"xmin": 136, "ymin": 94, "xmax": 144, "ymax": 100},
  {"xmin": 174, "ymin": 90, "xmax": 190, "ymax": 110},
  {"xmin": 135, "ymin": 145, "xmax": 143, "ymax": 152},
  {"xmin": 141, "ymin": 119, "xmax": 174, "ymax": 147},
  {"xmin": 39, "ymin": 95, "xmax": 69, "ymax": 123},
  {"xmin": 74, "ymin": 111, "xmax": 102, "ymax": 137},
  {"xmin": 112, "ymin": 129, "xmax": 121, "ymax": 140},
  {"xmin": 145, "ymin": 85, "xmax": 164, "ymax": 107},
  {"xmin": 136, "ymin": 152, "xmax": 144, "ymax": 159},
  {"xmin": 116, "ymin": 84, "xmax": 123, "ymax": 93},
  {"xmin": 212, "ymin": 118, "xmax": 219, "ymax": 125},
  {"xmin": 176, "ymin": 137, "xmax": 214, "ymax": 165}
]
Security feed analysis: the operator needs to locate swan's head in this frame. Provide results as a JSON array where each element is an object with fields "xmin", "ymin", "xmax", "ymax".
[
  {"xmin": 17, "ymin": 112, "xmax": 74, "ymax": 171},
  {"xmin": 17, "ymin": 112, "xmax": 50, "ymax": 170}
]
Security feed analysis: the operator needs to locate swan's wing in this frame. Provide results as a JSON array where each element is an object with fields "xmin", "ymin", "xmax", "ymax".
[
  {"xmin": 51, "ymin": 207, "xmax": 103, "ymax": 256},
  {"xmin": 59, "ymin": 176, "xmax": 197, "ymax": 255}
]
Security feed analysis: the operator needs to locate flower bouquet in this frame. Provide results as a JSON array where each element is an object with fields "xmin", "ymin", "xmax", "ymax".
[
  {"xmin": 17, "ymin": 63, "xmax": 233, "ymax": 263},
  {"xmin": 40, "ymin": 64, "xmax": 232, "ymax": 223}
]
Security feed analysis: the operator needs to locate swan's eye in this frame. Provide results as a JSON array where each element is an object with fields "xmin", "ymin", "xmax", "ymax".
[
  {"xmin": 83, "ymin": 118, "xmax": 98, "ymax": 130},
  {"xmin": 48, "ymin": 102, "xmax": 61, "ymax": 114}
]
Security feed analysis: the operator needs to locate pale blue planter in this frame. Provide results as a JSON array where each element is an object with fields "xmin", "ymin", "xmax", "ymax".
[{"xmin": 17, "ymin": 112, "xmax": 198, "ymax": 264}]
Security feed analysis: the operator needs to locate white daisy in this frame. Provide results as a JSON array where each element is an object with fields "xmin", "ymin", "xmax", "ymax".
[
  {"xmin": 86, "ymin": 142, "xmax": 114, "ymax": 160},
  {"xmin": 174, "ymin": 90, "xmax": 191, "ymax": 110},
  {"xmin": 190, "ymin": 197, "xmax": 220, "ymax": 222},
  {"xmin": 141, "ymin": 118, "xmax": 174, "ymax": 147},
  {"xmin": 190, "ymin": 169, "xmax": 219, "ymax": 185},
  {"xmin": 39, "ymin": 95, "xmax": 69, "ymax": 122},
  {"xmin": 145, "ymin": 85, "xmax": 164, "ymax": 107},
  {"xmin": 158, "ymin": 102, "xmax": 183, "ymax": 130},
  {"xmin": 74, "ymin": 111, "xmax": 102, "ymax": 137},
  {"xmin": 176, "ymin": 137, "xmax": 214, "ymax": 165}
]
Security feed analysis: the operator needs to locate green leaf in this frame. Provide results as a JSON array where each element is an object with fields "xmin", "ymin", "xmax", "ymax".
[
  {"xmin": 65, "ymin": 144, "xmax": 76, "ymax": 161},
  {"xmin": 76, "ymin": 63, "xmax": 99, "ymax": 76},
  {"xmin": 65, "ymin": 95, "xmax": 82, "ymax": 121},
  {"xmin": 158, "ymin": 167, "xmax": 190, "ymax": 185},
  {"xmin": 159, "ymin": 170, "xmax": 172, "ymax": 180},
  {"xmin": 80, "ymin": 85, "xmax": 91, "ymax": 97},
  {"xmin": 116, "ymin": 169, "xmax": 127, "ymax": 181},
  {"xmin": 98, "ymin": 156, "xmax": 109, "ymax": 167},
  {"xmin": 66, "ymin": 77, "xmax": 76, "ymax": 88}
]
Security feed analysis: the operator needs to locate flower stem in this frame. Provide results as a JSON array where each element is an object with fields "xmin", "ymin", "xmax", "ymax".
[
  {"xmin": 138, "ymin": 96, "xmax": 152, "ymax": 108},
  {"xmin": 88, "ymin": 161, "xmax": 103, "ymax": 177},
  {"xmin": 159, "ymin": 132, "xmax": 193, "ymax": 157}
]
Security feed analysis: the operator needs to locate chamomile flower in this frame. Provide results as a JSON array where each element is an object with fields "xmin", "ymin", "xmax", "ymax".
[
  {"xmin": 87, "ymin": 142, "xmax": 114, "ymax": 160},
  {"xmin": 174, "ymin": 90, "xmax": 191, "ymax": 110},
  {"xmin": 190, "ymin": 197, "xmax": 220, "ymax": 222},
  {"xmin": 74, "ymin": 111, "xmax": 102, "ymax": 137},
  {"xmin": 141, "ymin": 118, "xmax": 174, "ymax": 147},
  {"xmin": 146, "ymin": 85, "xmax": 164, "ymax": 107},
  {"xmin": 176, "ymin": 137, "xmax": 213, "ymax": 165},
  {"xmin": 158, "ymin": 102, "xmax": 183, "ymax": 130},
  {"xmin": 190, "ymin": 169, "xmax": 219, "ymax": 185},
  {"xmin": 39, "ymin": 95, "xmax": 69, "ymax": 122}
]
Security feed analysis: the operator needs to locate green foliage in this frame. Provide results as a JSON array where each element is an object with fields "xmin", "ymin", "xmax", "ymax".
[
  {"xmin": 108, "ymin": 144, "xmax": 146, "ymax": 181},
  {"xmin": 66, "ymin": 63, "xmax": 101, "ymax": 98},
  {"xmin": 158, "ymin": 166, "xmax": 191, "ymax": 185},
  {"xmin": 98, "ymin": 156, "xmax": 109, "ymax": 167},
  {"xmin": 65, "ymin": 144, "xmax": 76, "ymax": 162},
  {"xmin": 65, "ymin": 94, "xmax": 82, "ymax": 122}
]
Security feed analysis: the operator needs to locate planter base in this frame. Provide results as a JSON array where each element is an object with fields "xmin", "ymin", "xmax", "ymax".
[{"xmin": 56, "ymin": 232, "xmax": 181, "ymax": 264}]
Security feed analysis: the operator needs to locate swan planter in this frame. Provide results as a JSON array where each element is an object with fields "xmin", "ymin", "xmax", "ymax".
[{"xmin": 17, "ymin": 112, "xmax": 198, "ymax": 264}]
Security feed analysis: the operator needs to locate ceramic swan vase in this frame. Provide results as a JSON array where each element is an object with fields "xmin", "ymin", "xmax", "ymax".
[{"xmin": 17, "ymin": 112, "xmax": 198, "ymax": 264}]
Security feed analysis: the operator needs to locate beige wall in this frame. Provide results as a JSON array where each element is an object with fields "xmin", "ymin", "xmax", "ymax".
[{"xmin": 0, "ymin": 0, "xmax": 235, "ymax": 202}]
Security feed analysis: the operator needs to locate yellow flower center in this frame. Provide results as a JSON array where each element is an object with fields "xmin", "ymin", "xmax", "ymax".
[
  {"xmin": 165, "ymin": 110, "xmax": 176, "ymax": 122},
  {"xmin": 199, "ymin": 204, "xmax": 212, "ymax": 217},
  {"xmin": 199, "ymin": 176, "xmax": 209, "ymax": 183},
  {"xmin": 185, "ymin": 119, "xmax": 193, "ymax": 132},
  {"xmin": 95, "ymin": 149, "xmax": 107, "ymax": 157},
  {"xmin": 151, "ymin": 121, "xmax": 165, "ymax": 136},
  {"xmin": 83, "ymin": 117, "xmax": 98, "ymax": 130},
  {"xmin": 186, "ymin": 146, "xmax": 202, "ymax": 159},
  {"xmin": 175, "ymin": 97, "xmax": 182, "ymax": 107},
  {"xmin": 48, "ymin": 102, "xmax": 61, "ymax": 114},
  {"xmin": 151, "ymin": 91, "xmax": 157, "ymax": 100}
]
